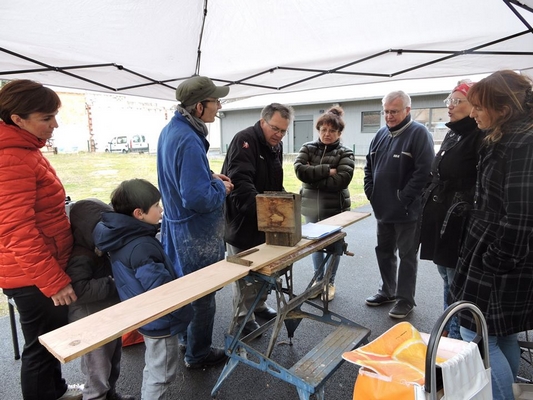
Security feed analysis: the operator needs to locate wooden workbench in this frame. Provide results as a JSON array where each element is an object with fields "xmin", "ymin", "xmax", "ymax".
[{"xmin": 38, "ymin": 211, "xmax": 369, "ymax": 364}]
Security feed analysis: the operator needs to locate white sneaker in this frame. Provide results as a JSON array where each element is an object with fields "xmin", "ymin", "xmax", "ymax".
[
  {"xmin": 57, "ymin": 384, "xmax": 84, "ymax": 400},
  {"xmin": 321, "ymin": 283, "xmax": 335, "ymax": 302}
]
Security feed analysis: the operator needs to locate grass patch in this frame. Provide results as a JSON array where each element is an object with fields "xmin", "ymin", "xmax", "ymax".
[{"xmin": 45, "ymin": 152, "xmax": 368, "ymax": 208}]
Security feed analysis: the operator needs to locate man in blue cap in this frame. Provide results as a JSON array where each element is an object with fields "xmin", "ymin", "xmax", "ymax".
[{"xmin": 157, "ymin": 76, "xmax": 234, "ymax": 369}]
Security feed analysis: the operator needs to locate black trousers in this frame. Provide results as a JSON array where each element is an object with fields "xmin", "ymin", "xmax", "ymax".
[{"xmin": 4, "ymin": 286, "xmax": 69, "ymax": 400}]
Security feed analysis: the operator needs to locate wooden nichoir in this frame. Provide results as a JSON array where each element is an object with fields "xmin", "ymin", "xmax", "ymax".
[{"xmin": 256, "ymin": 192, "xmax": 302, "ymax": 247}]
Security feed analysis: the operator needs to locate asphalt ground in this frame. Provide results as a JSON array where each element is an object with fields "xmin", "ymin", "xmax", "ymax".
[{"xmin": 2, "ymin": 204, "xmax": 532, "ymax": 399}]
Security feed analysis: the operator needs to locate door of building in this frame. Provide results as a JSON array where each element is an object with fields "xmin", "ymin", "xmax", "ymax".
[{"xmin": 293, "ymin": 118, "xmax": 314, "ymax": 153}]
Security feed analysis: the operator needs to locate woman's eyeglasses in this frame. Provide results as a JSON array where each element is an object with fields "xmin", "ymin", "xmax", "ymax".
[{"xmin": 444, "ymin": 98, "xmax": 468, "ymax": 107}]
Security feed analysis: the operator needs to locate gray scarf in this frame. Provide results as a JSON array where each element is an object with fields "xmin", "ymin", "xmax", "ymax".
[{"xmin": 177, "ymin": 105, "xmax": 209, "ymax": 137}]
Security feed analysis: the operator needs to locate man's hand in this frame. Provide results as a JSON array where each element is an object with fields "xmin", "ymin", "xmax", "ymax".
[
  {"xmin": 213, "ymin": 173, "xmax": 234, "ymax": 195},
  {"xmin": 329, "ymin": 168, "xmax": 337, "ymax": 176},
  {"xmin": 51, "ymin": 283, "xmax": 77, "ymax": 306}
]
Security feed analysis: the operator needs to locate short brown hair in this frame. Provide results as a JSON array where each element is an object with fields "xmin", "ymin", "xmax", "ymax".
[
  {"xmin": 0, "ymin": 79, "xmax": 61, "ymax": 125},
  {"xmin": 111, "ymin": 178, "xmax": 161, "ymax": 216},
  {"xmin": 467, "ymin": 70, "xmax": 533, "ymax": 143}
]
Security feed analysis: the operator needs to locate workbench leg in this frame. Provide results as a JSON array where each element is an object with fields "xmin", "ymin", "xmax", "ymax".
[
  {"xmin": 295, "ymin": 386, "xmax": 324, "ymax": 400},
  {"xmin": 266, "ymin": 276, "xmax": 294, "ymax": 357},
  {"xmin": 210, "ymin": 356, "xmax": 240, "ymax": 398}
]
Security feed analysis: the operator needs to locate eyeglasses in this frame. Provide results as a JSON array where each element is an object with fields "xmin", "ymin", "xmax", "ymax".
[
  {"xmin": 381, "ymin": 108, "xmax": 406, "ymax": 116},
  {"xmin": 444, "ymin": 98, "xmax": 468, "ymax": 107},
  {"xmin": 265, "ymin": 121, "xmax": 288, "ymax": 136},
  {"xmin": 203, "ymin": 99, "xmax": 221, "ymax": 106},
  {"xmin": 319, "ymin": 127, "xmax": 339, "ymax": 134}
]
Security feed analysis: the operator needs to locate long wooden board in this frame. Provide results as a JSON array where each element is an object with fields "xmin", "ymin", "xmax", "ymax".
[{"xmin": 39, "ymin": 211, "xmax": 369, "ymax": 363}]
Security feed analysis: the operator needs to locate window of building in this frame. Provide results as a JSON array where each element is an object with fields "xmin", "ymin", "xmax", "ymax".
[
  {"xmin": 361, "ymin": 111, "xmax": 381, "ymax": 133},
  {"xmin": 411, "ymin": 107, "xmax": 449, "ymax": 146}
]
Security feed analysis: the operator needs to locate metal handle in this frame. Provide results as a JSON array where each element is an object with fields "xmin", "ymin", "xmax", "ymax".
[{"xmin": 424, "ymin": 301, "xmax": 490, "ymax": 398}]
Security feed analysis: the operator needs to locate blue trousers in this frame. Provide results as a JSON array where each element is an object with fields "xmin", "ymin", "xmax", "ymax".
[
  {"xmin": 179, "ymin": 292, "xmax": 216, "ymax": 364},
  {"xmin": 436, "ymin": 264, "xmax": 461, "ymax": 339},
  {"xmin": 461, "ymin": 327, "xmax": 520, "ymax": 400}
]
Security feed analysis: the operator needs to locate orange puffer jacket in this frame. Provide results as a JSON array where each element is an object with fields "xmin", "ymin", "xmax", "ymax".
[{"xmin": 0, "ymin": 122, "xmax": 73, "ymax": 297}]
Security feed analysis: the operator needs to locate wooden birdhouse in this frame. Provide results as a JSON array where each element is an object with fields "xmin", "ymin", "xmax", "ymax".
[{"xmin": 256, "ymin": 192, "xmax": 302, "ymax": 247}]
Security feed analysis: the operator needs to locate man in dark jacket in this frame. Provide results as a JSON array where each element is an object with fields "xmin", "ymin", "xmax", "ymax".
[
  {"xmin": 364, "ymin": 90, "xmax": 434, "ymax": 319},
  {"xmin": 221, "ymin": 103, "xmax": 294, "ymax": 335}
]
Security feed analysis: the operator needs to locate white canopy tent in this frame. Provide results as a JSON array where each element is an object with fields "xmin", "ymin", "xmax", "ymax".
[{"xmin": 0, "ymin": 0, "xmax": 532, "ymax": 101}]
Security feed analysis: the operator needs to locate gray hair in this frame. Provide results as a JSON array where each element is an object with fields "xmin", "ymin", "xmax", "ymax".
[
  {"xmin": 382, "ymin": 91, "xmax": 411, "ymax": 108},
  {"xmin": 184, "ymin": 103, "xmax": 198, "ymax": 116},
  {"xmin": 261, "ymin": 103, "xmax": 294, "ymax": 122}
]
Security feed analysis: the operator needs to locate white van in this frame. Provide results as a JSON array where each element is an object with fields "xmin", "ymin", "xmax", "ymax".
[{"xmin": 105, "ymin": 135, "xmax": 149, "ymax": 153}]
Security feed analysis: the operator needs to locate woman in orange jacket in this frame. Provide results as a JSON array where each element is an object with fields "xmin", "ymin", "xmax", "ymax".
[{"xmin": 0, "ymin": 80, "xmax": 82, "ymax": 400}]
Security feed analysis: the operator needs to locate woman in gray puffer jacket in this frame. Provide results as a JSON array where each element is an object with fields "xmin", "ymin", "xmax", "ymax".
[{"xmin": 294, "ymin": 106, "xmax": 355, "ymax": 301}]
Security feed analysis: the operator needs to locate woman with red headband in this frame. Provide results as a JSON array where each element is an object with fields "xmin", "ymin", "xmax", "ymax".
[{"xmin": 419, "ymin": 79, "xmax": 485, "ymax": 338}]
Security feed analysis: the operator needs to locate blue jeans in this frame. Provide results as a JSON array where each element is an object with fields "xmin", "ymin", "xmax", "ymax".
[
  {"xmin": 436, "ymin": 265, "xmax": 461, "ymax": 339},
  {"xmin": 312, "ymin": 240, "xmax": 343, "ymax": 284},
  {"xmin": 460, "ymin": 327, "xmax": 520, "ymax": 400},
  {"xmin": 375, "ymin": 221, "xmax": 418, "ymax": 305},
  {"xmin": 179, "ymin": 292, "xmax": 216, "ymax": 364}
]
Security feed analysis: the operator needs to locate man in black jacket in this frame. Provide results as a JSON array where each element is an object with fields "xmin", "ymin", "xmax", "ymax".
[{"xmin": 221, "ymin": 103, "xmax": 294, "ymax": 335}]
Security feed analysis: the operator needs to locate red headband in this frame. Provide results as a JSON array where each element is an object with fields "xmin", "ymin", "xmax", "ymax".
[{"xmin": 453, "ymin": 82, "xmax": 474, "ymax": 97}]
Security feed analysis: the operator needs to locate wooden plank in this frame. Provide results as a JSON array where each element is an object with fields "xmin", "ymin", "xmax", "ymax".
[
  {"xmin": 290, "ymin": 325, "xmax": 370, "ymax": 389},
  {"xmin": 39, "ymin": 210, "xmax": 370, "ymax": 363},
  {"xmin": 256, "ymin": 232, "xmax": 346, "ymax": 276},
  {"xmin": 39, "ymin": 262, "xmax": 250, "ymax": 363},
  {"xmin": 315, "ymin": 210, "xmax": 370, "ymax": 228}
]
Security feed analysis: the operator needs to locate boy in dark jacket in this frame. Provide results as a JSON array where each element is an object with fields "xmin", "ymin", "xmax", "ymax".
[
  {"xmin": 93, "ymin": 179, "xmax": 193, "ymax": 400},
  {"xmin": 66, "ymin": 198, "xmax": 134, "ymax": 400}
]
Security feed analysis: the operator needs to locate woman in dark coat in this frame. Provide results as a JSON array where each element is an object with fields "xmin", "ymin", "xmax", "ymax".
[
  {"xmin": 450, "ymin": 70, "xmax": 533, "ymax": 400},
  {"xmin": 419, "ymin": 80, "xmax": 484, "ymax": 339},
  {"xmin": 294, "ymin": 106, "xmax": 354, "ymax": 301}
]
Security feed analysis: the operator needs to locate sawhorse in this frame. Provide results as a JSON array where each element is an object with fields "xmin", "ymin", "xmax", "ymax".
[{"xmin": 211, "ymin": 231, "xmax": 371, "ymax": 399}]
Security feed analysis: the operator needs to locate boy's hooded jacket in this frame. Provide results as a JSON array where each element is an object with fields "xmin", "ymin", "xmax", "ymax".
[
  {"xmin": 93, "ymin": 211, "xmax": 192, "ymax": 338},
  {"xmin": 66, "ymin": 199, "xmax": 120, "ymax": 322}
]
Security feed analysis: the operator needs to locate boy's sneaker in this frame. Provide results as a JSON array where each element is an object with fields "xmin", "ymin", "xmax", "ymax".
[
  {"xmin": 184, "ymin": 347, "xmax": 227, "ymax": 369},
  {"xmin": 388, "ymin": 300, "xmax": 414, "ymax": 319},
  {"xmin": 57, "ymin": 384, "xmax": 84, "ymax": 400}
]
